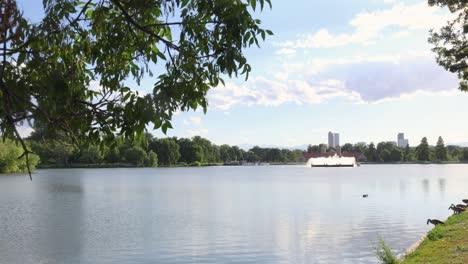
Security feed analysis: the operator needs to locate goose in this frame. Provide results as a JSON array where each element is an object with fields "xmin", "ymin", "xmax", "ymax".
[
  {"xmin": 449, "ymin": 204, "xmax": 465, "ymax": 215},
  {"xmin": 452, "ymin": 203, "xmax": 468, "ymax": 209},
  {"xmin": 427, "ymin": 219, "xmax": 444, "ymax": 226},
  {"xmin": 463, "ymin": 199, "xmax": 468, "ymax": 205}
]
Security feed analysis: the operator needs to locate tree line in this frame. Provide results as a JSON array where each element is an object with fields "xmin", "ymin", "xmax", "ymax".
[
  {"xmin": 307, "ymin": 136, "xmax": 468, "ymax": 162},
  {"xmin": 0, "ymin": 133, "xmax": 305, "ymax": 172}
]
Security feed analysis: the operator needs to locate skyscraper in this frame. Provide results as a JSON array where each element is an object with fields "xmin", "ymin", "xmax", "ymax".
[
  {"xmin": 397, "ymin": 133, "xmax": 409, "ymax": 148},
  {"xmin": 328, "ymin": 131, "xmax": 340, "ymax": 148},
  {"xmin": 334, "ymin": 133, "xmax": 340, "ymax": 147},
  {"xmin": 328, "ymin": 131, "xmax": 334, "ymax": 148}
]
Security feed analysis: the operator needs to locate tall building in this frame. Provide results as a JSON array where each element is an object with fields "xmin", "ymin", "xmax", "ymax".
[
  {"xmin": 328, "ymin": 131, "xmax": 340, "ymax": 148},
  {"xmin": 328, "ymin": 131, "xmax": 335, "ymax": 148},
  {"xmin": 334, "ymin": 133, "xmax": 340, "ymax": 147},
  {"xmin": 397, "ymin": 133, "xmax": 409, "ymax": 148}
]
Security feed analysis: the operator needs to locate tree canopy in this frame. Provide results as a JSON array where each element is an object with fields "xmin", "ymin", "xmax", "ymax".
[
  {"xmin": 428, "ymin": 0, "xmax": 468, "ymax": 91},
  {"xmin": 0, "ymin": 0, "xmax": 272, "ymax": 177}
]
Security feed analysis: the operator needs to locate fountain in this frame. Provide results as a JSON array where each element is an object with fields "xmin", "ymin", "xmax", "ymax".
[{"xmin": 305, "ymin": 153, "xmax": 358, "ymax": 167}]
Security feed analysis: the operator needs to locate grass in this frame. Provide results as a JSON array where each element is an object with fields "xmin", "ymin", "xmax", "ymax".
[
  {"xmin": 401, "ymin": 211, "xmax": 468, "ymax": 264},
  {"xmin": 376, "ymin": 239, "xmax": 401, "ymax": 264}
]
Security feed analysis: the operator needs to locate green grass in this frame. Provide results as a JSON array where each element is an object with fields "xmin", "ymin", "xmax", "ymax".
[
  {"xmin": 376, "ymin": 239, "xmax": 401, "ymax": 264},
  {"xmin": 401, "ymin": 211, "xmax": 468, "ymax": 264}
]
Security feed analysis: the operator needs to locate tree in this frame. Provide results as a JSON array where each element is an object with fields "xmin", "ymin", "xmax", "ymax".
[
  {"xmin": 462, "ymin": 149, "xmax": 468, "ymax": 161},
  {"xmin": 435, "ymin": 136, "xmax": 448, "ymax": 161},
  {"xmin": 145, "ymin": 150, "xmax": 158, "ymax": 167},
  {"xmin": 123, "ymin": 146, "xmax": 148, "ymax": 166},
  {"xmin": 219, "ymin": 144, "xmax": 233, "ymax": 162},
  {"xmin": 416, "ymin": 137, "xmax": 431, "ymax": 161},
  {"xmin": 177, "ymin": 138, "xmax": 203, "ymax": 164},
  {"xmin": 365, "ymin": 143, "xmax": 377, "ymax": 162},
  {"xmin": 389, "ymin": 148, "xmax": 403, "ymax": 162},
  {"xmin": 150, "ymin": 138, "xmax": 180, "ymax": 166},
  {"xmin": 428, "ymin": 0, "xmax": 468, "ymax": 91},
  {"xmin": 341, "ymin": 143, "xmax": 354, "ymax": 153},
  {"xmin": 0, "ymin": 0, "xmax": 272, "ymax": 176}
]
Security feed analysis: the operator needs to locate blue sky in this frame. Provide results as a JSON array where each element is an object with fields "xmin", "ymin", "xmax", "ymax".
[{"xmin": 19, "ymin": 0, "xmax": 468, "ymax": 147}]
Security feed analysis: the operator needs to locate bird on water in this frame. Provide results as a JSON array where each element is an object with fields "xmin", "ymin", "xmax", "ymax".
[{"xmin": 427, "ymin": 219, "xmax": 444, "ymax": 226}]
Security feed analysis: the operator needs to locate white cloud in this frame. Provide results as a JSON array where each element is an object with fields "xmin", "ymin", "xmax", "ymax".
[
  {"xmin": 275, "ymin": 48, "xmax": 297, "ymax": 56},
  {"xmin": 207, "ymin": 53, "xmax": 458, "ymax": 110},
  {"xmin": 276, "ymin": 2, "xmax": 452, "ymax": 49},
  {"xmin": 208, "ymin": 77, "xmax": 360, "ymax": 110},
  {"xmin": 187, "ymin": 128, "xmax": 209, "ymax": 137},
  {"xmin": 183, "ymin": 116, "xmax": 202, "ymax": 126}
]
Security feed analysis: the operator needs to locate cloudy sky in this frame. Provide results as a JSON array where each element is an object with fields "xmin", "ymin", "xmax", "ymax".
[{"xmin": 20, "ymin": 0, "xmax": 468, "ymax": 147}]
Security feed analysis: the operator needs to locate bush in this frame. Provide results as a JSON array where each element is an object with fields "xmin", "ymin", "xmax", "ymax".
[{"xmin": 376, "ymin": 239, "xmax": 400, "ymax": 264}]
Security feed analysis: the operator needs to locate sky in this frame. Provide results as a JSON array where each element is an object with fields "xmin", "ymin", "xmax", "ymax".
[{"xmin": 18, "ymin": 0, "xmax": 468, "ymax": 148}]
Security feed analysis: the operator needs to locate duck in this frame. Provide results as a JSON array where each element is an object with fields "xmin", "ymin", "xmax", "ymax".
[
  {"xmin": 427, "ymin": 219, "xmax": 444, "ymax": 226},
  {"xmin": 362, "ymin": 194, "xmax": 368, "ymax": 198},
  {"xmin": 449, "ymin": 204, "xmax": 465, "ymax": 215}
]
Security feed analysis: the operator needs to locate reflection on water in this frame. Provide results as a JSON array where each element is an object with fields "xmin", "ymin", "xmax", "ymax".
[{"xmin": 1, "ymin": 165, "xmax": 468, "ymax": 264}]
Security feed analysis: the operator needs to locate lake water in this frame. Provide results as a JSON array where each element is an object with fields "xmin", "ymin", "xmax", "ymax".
[{"xmin": 1, "ymin": 165, "xmax": 467, "ymax": 263}]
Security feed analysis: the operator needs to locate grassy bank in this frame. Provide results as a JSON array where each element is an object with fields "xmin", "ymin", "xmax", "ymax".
[
  {"xmin": 379, "ymin": 211, "xmax": 468, "ymax": 263},
  {"xmin": 402, "ymin": 211, "xmax": 468, "ymax": 263}
]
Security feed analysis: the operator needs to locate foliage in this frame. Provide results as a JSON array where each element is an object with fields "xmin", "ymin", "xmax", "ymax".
[
  {"xmin": 149, "ymin": 138, "xmax": 180, "ymax": 166},
  {"xmin": 123, "ymin": 145, "xmax": 148, "ymax": 166},
  {"xmin": 375, "ymin": 239, "xmax": 401, "ymax": 264},
  {"xmin": 0, "ymin": 140, "xmax": 39, "ymax": 173},
  {"xmin": 428, "ymin": 0, "xmax": 468, "ymax": 91},
  {"xmin": 0, "ymin": 0, "xmax": 272, "ymax": 176},
  {"xmin": 146, "ymin": 150, "xmax": 158, "ymax": 167},
  {"xmin": 416, "ymin": 137, "xmax": 431, "ymax": 161},
  {"xmin": 366, "ymin": 143, "xmax": 378, "ymax": 162},
  {"xmin": 435, "ymin": 136, "xmax": 448, "ymax": 161}
]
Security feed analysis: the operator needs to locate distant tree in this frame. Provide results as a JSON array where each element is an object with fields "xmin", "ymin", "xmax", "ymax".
[
  {"xmin": 435, "ymin": 136, "xmax": 448, "ymax": 161},
  {"xmin": 380, "ymin": 149, "xmax": 391, "ymax": 162},
  {"xmin": 428, "ymin": 0, "xmax": 468, "ymax": 91},
  {"xmin": 389, "ymin": 148, "xmax": 403, "ymax": 162},
  {"xmin": 307, "ymin": 144, "xmax": 320, "ymax": 153},
  {"xmin": 145, "ymin": 151, "xmax": 158, "ymax": 167},
  {"xmin": 219, "ymin": 144, "xmax": 233, "ymax": 162},
  {"xmin": 462, "ymin": 149, "xmax": 468, "ymax": 161},
  {"xmin": 177, "ymin": 138, "xmax": 203, "ymax": 164},
  {"xmin": 403, "ymin": 144, "xmax": 411, "ymax": 162},
  {"xmin": 79, "ymin": 145, "xmax": 103, "ymax": 164},
  {"xmin": 416, "ymin": 137, "xmax": 431, "ymax": 161},
  {"xmin": 365, "ymin": 143, "xmax": 378, "ymax": 162},
  {"xmin": 150, "ymin": 138, "xmax": 180, "ymax": 166},
  {"xmin": 123, "ymin": 146, "xmax": 148, "ymax": 166},
  {"xmin": 244, "ymin": 151, "xmax": 259, "ymax": 163},
  {"xmin": 342, "ymin": 143, "xmax": 354, "ymax": 153},
  {"xmin": 353, "ymin": 143, "xmax": 367, "ymax": 154}
]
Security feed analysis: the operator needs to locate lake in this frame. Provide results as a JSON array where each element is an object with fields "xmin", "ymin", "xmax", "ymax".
[{"xmin": 1, "ymin": 165, "xmax": 467, "ymax": 263}]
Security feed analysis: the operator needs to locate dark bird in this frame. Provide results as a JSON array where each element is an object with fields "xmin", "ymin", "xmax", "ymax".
[
  {"xmin": 451, "ymin": 204, "xmax": 468, "ymax": 209},
  {"xmin": 362, "ymin": 194, "xmax": 368, "ymax": 198},
  {"xmin": 463, "ymin": 199, "xmax": 468, "ymax": 205},
  {"xmin": 449, "ymin": 204, "xmax": 465, "ymax": 215},
  {"xmin": 427, "ymin": 219, "xmax": 444, "ymax": 226}
]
